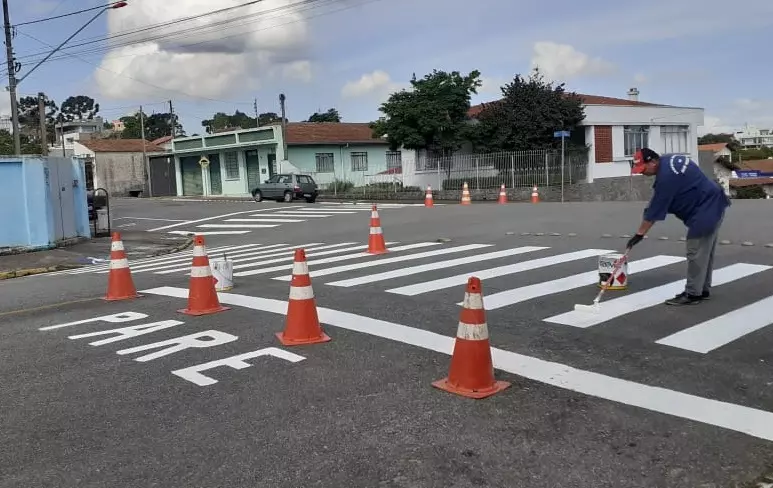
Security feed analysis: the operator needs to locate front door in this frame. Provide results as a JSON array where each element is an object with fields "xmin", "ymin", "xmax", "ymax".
[
  {"xmin": 208, "ymin": 154, "xmax": 222, "ymax": 195},
  {"xmin": 245, "ymin": 150, "xmax": 261, "ymax": 191},
  {"xmin": 180, "ymin": 156, "xmax": 203, "ymax": 196},
  {"xmin": 267, "ymin": 153, "xmax": 276, "ymax": 178}
]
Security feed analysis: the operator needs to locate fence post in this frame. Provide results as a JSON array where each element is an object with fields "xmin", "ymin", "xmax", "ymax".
[
  {"xmin": 544, "ymin": 151, "xmax": 549, "ymax": 187},
  {"xmin": 510, "ymin": 155, "xmax": 515, "ymax": 189},
  {"xmin": 475, "ymin": 157, "xmax": 480, "ymax": 190}
]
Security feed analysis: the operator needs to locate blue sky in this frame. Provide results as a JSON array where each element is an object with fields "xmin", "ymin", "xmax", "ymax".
[{"xmin": 6, "ymin": 0, "xmax": 773, "ymax": 136}]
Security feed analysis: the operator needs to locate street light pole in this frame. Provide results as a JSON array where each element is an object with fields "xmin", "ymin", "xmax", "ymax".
[{"xmin": 3, "ymin": 0, "xmax": 21, "ymax": 154}]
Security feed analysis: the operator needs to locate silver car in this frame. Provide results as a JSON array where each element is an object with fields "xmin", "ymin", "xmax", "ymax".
[{"xmin": 251, "ymin": 173, "xmax": 319, "ymax": 203}]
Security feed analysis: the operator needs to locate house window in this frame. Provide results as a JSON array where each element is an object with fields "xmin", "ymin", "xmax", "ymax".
[
  {"xmin": 624, "ymin": 126, "xmax": 649, "ymax": 156},
  {"xmin": 661, "ymin": 125, "xmax": 689, "ymax": 154},
  {"xmin": 386, "ymin": 151, "xmax": 402, "ymax": 170},
  {"xmin": 351, "ymin": 152, "xmax": 368, "ymax": 172},
  {"xmin": 224, "ymin": 151, "xmax": 239, "ymax": 179},
  {"xmin": 315, "ymin": 153, "xmax": 334, "ymax": 173}
]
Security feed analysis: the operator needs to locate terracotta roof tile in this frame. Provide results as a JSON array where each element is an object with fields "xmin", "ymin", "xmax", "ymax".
[
  {"xmin": 286, "ymin": 122, "xmax": 385, "ymax": 145},
  {"xmin": 740, "ymin": 159, "xmax": 773, "ymax": 173},
  {"xmin": 78, "ymin": 139, "xmax": 165, "ymax": 153},
  {"xmin": 151, "ymin": 135, "xmax": 173, "ymax": 145},
  {"xmin": 468, "ymin": 93, "xmax": 667, "ymax": 117},
  {"xmin": 699, "ymin": 143, "xmax": 729, "ymax": 152}
]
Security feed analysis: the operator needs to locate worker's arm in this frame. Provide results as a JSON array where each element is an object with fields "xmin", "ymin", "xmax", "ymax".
[{"xmin": 628, "ymin": 183, "xmax": 674, "ymax": 249}]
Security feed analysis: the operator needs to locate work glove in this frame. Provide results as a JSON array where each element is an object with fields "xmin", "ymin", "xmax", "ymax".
[{"xmin": 626, "ymin": 234, "xmax": 644, "ymax": 250}]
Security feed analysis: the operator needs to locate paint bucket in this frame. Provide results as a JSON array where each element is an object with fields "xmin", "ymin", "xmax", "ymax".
[
  {"xmin": 598, "ymin": 253, "xmax": 628, "ymax": 290},
  {"xmin": 210, "ymin": 258, "xmax": 233, "ymax": 292}
]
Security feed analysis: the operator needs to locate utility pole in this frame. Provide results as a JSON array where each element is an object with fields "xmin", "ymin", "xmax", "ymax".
[
  {"xmin": 140, "ymin": 105, "xmax": 152, "ymax": 197},
  {"xmin": 37, "ymin": 92, "xmax": 47, "ymax": 156},
  {"xmin": 168, "ymin": 99, "xmax": 174, "ymax": 138},
  {"xmin": 279, "ymin": 93, "xmax": 287, "ymax": 170},
  {"xmin": 254, "ymin": 98, "xmax": 259, "ymax": 127},
  {"xmin": 3, "ymin": 0, "xmax": 21, "ymax": 154}
]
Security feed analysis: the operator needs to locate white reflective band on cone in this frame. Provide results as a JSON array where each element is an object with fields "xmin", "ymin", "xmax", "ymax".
[
  {"xmin": 369, "ymin": 227, "xmax": 382, "ymax": 234},
  {"xmin": 289, "ymin": 285, "xmax": 314, "ymax": 300},
  {"xmin": 193, "ymin": 246, "xmax": 208, "ymax": 256},
  {"xmin": 371, "ymin": 211, "xmax": 379, "ymax": 218},
  {"xmin": 462, "ymin": 292, "xmax": 484, "ymax": 310},
  {"xmin": 110, "ymin": 241, "xmax": 124, "ymax": 251},
  {"xmin": 456, "ymin": 321, "xmax": 489, "ymax": 340},
  {"xmin": 292, "ymin": 261, "xmax": 309, "ymax": 275},
  {"xmin": 109, "ymin": 258, "xmax": 129, "ymax": 269},
  {"xmin": 190, "ymin": 266, "xmax": 212, "ymax": 277}
]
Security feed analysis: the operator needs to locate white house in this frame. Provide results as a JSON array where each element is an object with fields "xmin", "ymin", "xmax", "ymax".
[
  {"xmin": 699, "ymin": 143, "xmax": 734, "ymax": 195},
  {"xmin": 733, "ymin": 125, "xmax": 773, "ymax": 149}
]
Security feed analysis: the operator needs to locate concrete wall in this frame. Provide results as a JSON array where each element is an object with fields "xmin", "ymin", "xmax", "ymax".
[
  {"xmin": 92, "ymin": 151, "xmax": 154, "ymax": 196},
  {"xmin": 288, "ymin": 144, "xmax": 393, "ymax": 188}
]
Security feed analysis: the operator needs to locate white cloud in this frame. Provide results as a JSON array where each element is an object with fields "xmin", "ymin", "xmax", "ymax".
[
  {"xmin": 699, "ymin": 98, "xmax": 773, "ymax": 135},
  {"xmin": 530, "ymin": 42, "xmax": 616, "ymax": 81},
  {"xmin": 341, "ymin": 70, "xmax": 405, "ymax": 99},
  {"xmin": 633, "ymin": 73, "xmax": 648, "ymax": 84},
  {"xmin": 478, "ymin": 76, "xmax": 508, "ymax": 95},
  {"xmin": 94, "ymin": 0, "xmax": 312, "ymax": 100}
]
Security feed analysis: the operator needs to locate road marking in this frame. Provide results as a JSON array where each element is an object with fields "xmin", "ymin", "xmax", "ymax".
[
  {"xmin": 228, "ymin": 243, "xmax": 380, "ymax": 272},
  {"xmin": 234, "ymin": 242, "xmax": 436, "ymax": 277},
  {"xmin": 273, "ymin": 244, "xmax": 494, "ymax": 281},
  {"xmin": 150, "ymin": 244, "xmax": 326, "ymax": 275},
  {"xmin": 656, "ymin": 295, "xmax": 773, "ymax": 353},
  {"xmin": 271, "ymin": 213, "xmax": 335, "ymax": 217},
  {"xmin": 168, "ymin": 230, "xmax": 252, "ymax": 236},
  {"xmin": 141, "ymin": 286, "xmax": 773, "ymax": 444},
  {"xmin": 480, "ymin": 255, "xmax": 686, "ymax": 310},
  {"xmin": 225, "ymin": 218, "xmax": 306, "ymax": 223},
  {"xmin": 40, "ymin": 312, "xmax": 149, "ymax": 331},
  {"xmin": 116, "ymin": 330, "xmax": 238, "ymax": 362},
  {"xmin": 544, "ymin": 263, "xmax": 772, "ymax": 328},
  {"xmin": 172, "ymin": 347, "xmax": 306, "ymax": 386},
  {"xmin": 198, "ymin": 224, "xmax": 281, "ymax": 229},
  {"xmin": 107, "ymin": 244, "xmax": 288, "ymax": 274},
  {"xmin": 326, "ymin": 246, "xmax": 549, "ymax": 287},
  {"xmin": 0, "ymin": 297, "xmax": 101, "ymax": 318},
  {"xmin": 386, "ymin": 248, "xmax": 613, "ymax": 296},
  {"xmin": 114, "ymin": 217, "xmax": 187, "ymax": 222},
  {"xmin": 148, "ymin": 209, "xmax": 278, "ymax": 232},
  {"xmin": 69, "ymin": 320, "xmax": 185, "ymax": 346}
]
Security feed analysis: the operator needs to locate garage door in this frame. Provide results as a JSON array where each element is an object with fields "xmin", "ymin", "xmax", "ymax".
[{"xmin": 180, "ymin": 156, "xmax": 203, "ymax": 196}]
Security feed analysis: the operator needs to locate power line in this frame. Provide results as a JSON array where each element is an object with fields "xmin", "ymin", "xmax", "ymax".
[{"xmin": 14, "ymin": 1, "xmax": 126, "ymax": 27}]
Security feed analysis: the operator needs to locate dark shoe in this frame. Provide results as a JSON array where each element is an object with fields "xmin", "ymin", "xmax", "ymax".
[
  {"xmin": 665, "ymin": 292, "xmax": 703, "ymax": 306},
  {"xmin": 701, "ymin": 291, "xmax": 710, "ymax": 300}
]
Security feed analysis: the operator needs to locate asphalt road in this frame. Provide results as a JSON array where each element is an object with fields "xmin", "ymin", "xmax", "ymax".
[{"xmin": 2, "ymin": 197, "xmax": 773, "ymax": 487}]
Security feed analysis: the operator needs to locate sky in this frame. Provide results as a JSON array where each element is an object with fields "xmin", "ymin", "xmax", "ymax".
[{"xmin": 3, "ymin": 0, "xmax": 773, "ymax": 137}]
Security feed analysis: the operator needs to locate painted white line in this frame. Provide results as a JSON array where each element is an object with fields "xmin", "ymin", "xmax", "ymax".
[
  {"xmin": 480, "ymin": 255, "xmax": 686, "ymax": 310},
  {"xmin": 114, "ymin": 217, "xmax": 188, "ymax": 222},
  {"xmin": 271, "ymin": 213, "xmax": 335, "ymax": 218},
  {"xmin": 130, "ymin": 244, "xmax": 289, "ymax": 274},
  {"xmin": 148, "ymin": 208, "xmax": 277, "ymax": 232},
  {"xmin": 229, "ymin": 242, "xmax": 398, "ymax": 273},
  {"xmin": 656, "ymin": 295, "xmax": 773, "ymax": 353},
  {"xmin": 225, "ymin": 218, "xmax": 306, "ymax": 223},
  {"xmin": 234, "ymin": 242, "xmax": 436, "ymax": 277},
  {"xmin": 153, "ymin": 243, "xmax": 329, "ymax": 274},
  {"xmin": 141, "ymin": 285, "xmax": 773, "ymax": 444},
  {"xmin": 168, "ymin": 230, "xmax": 252, "ymax": 236},
  {"xmin": 273, "ymin": 244, "xmax": 493, "ymax": 281},
  {"xmin": 327, "ymin": 246, "xmax": 549, "ymax": 287},
  {"xmin": 198, "ymin": 224, "xmax": 281, "ymax": 229},
  {"xmin": 387, "ymin": 249, "xmax": 614, "ymax": 296},
  {"xmin": 92, "ymin": 244, "xmax": 273, "ymax": 274},
  {"xmin": 545, "ymin": 263, "xmax": 772, "ymax": 328}
]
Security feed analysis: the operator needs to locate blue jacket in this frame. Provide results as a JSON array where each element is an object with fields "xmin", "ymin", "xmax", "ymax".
[{"xmin": 643, "ymin": 154, "xmax": 730, "ymax": 238}]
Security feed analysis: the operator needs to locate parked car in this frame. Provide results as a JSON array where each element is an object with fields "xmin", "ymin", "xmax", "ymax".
[{"xmin": 251, "ymin": 174, "xmax": 318, "ymax": 203}]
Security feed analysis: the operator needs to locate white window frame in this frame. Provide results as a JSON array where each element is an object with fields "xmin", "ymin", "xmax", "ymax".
[
  {"xmin": 624, "ymin": 126, "xmax": 649, "ymax": 156},
  {"xmin": 224, "ymin": 151, "xmax": 239, "ymax": 179},
  {"xmin": 351, "ymin": 152, "xmax": 368, "ymax": 172},
  {"xmin": 315, "ymin": 153, "xmax": 334, "ymax": 173},
  {"xmin": 661, "ymin": 125, "xmax": 690, "ymax": 154}
]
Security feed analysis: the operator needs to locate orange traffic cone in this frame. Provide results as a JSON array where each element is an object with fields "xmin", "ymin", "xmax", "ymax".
[
  {"xmin": 367, "ymin": 204, "xmax": 388, "ymax": 254},
  {"xmin": 104, "ymin": 232, "xmax": 139, "ymax": 301},
  {"xmin": 531, "ymin": 185, "xmax": 540, "ymax": 203},
  {"xmin": 276, "ymin": 249, "xmax": 331, "ymax": 346},
  {"xmin": 432, "ymin": 277, "xmax": 511, "ymax": 399},
  {"xmin": 460, "ymin": 182, "xmax": 471, "ymax": 205},
  {"xmin": 497, "ymin": 184, "xmax": 508, "ymax": 204},
  {"xmin": 178, "ymin": 235, "xmax": 230, "ymax": 316},
  {"xmin": 424, "ymin": 185, "xmax": 434, "ymax": 207}
]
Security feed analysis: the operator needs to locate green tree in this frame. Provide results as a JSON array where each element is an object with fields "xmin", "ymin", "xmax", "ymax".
[
  {"xmin": 60, "ymin": 95, "xmax": 99, "ymax": 121},
  {"xmin": 17, "ymin": 95, "xmax": 59, "ymax": 144},
  {"xmin": 0, "ymin": 129, "xmax": 44, "ymax": 154},
  {"xmin": 307, "ymin": 108, "xmax": 341, "ymax": 123},
  {"xmin": 117, "ymin": 110, "xmax": 184, "ymax": 140},
  {"xmin": 468, "ymin": 67, "xmax": 586, "ymax": 152},
  {"xmin": 698, "ymin": 133, "xmax": 735, "ymax": 144},
  {"xmin": 371, "ymin": 69, "xmax": 482, "ymax": 157}
]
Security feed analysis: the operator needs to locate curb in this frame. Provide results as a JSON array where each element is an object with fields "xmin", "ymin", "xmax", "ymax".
[{"xmin": 0, "ymin": 236, "xmax": 194, "ymax": 281}]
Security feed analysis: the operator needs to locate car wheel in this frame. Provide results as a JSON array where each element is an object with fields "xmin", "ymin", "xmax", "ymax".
[
  {"xmin": 252, "ymin": 190, "xmax": 263, "ymax": 202},
  {"xmin": 283, "ymin": 191, "xmax": 293, "ymax": 203}
]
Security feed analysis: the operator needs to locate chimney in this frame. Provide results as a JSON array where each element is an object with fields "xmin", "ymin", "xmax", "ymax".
[{"xmin": 627, "ymin": 87, "xmax": 639, "ymax": 102}]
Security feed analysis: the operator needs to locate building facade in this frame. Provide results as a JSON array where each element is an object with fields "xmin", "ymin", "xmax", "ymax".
[
  {"xmin": 73, "ymin": 139, "xmax": 165, "ymax": 196},
  {"xmin": 733, "ymin": 125, "xmax": 773, "ymax": 149}
]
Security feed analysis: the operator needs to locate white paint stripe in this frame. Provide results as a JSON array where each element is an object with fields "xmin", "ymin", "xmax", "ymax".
[
  {"xmin": 480, "ymin": 255, "xmax": 685, "ymax": 310},
  {"xmin": 327, "ymin": 246, "xmax": 549, "ymax": 287},
  {"xmin": 198, "ymin": 224, "xmax": 280, "ymax": 229},
  {"xmin": 273, "ymin": 244, "xmax": 493, "ymax": 281},
  {"xmin": 148, "ymin": 208, "xmax": 280, "ymax": 232},
  {"xmin": 168, "ymin": 230, "xmax": 251, "ymax": 236},
  {"xmin": 229, "ymin": 243, "xmax": 395, "ymax": 273},
  {"xmin": 545, "ymin": 263, "xmax": 772, "ymax": 328},
  {"xmin": 225, "ymin": 218, "xmax": 306, "ymax": 223},
  {"xmin": 114, "ymin": 217, "xmax": 187, "ymax": 222},
  {"xmin": 190, "ymin": 266, "xmax": 212, "ymax": 277},
  {"xmin": 656, "ymin": 295, "xmax": 773, "ymax": 353},
  {"xmin": 271, "ymin": 213, "xmax": 334, "ymax": 217},
  {"xmin": 387, "ymin": 249, "xmax": 614, "ymax": 296},
  {"xmin": 288, "ymin": 285, "xmax": 314, "ymax": 300},
  {"xmin": 140, "ymin": 286, "xmax": 773, "ymax": 444},
  {"xmin": 117, "ymin": 244, "xmax": 284, "ymax": 274},
  {"xmin": 234, "ymin": 242, "xmax": 434, "ymax": 277},
  {"xmin": 109, "ymin": 258, "xmax": 129, "ymax": 269},
  {"xmin": 457, "ymin": 321, "xmax": 489, "ymax": 340}
]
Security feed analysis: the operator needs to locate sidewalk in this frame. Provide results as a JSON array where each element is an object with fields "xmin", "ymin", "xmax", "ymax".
[{"xmin": 0, "ymin": 231, "xmax": 193, "ymax": 279}]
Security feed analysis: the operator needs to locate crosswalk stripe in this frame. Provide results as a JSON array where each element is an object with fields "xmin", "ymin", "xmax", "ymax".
[
  {"xmin": 326, "ymin": 246, "xmax": 549, "ymax": 287},
  {"xmin": 229, "ymin": 242, "xmax": 401, "ymax": 273},
  {"xmin": 544, "ymin": 263, "xmax": 772, "ymax": 328},
  {"xmin": 225, "ymin": 218, "xmax": 306, "ymax": 223},
  {"xmin": 655, "ymin": 295, "xmax": 773, "ymax": 353},
  {"xmin": 234, "ymin": 242, "xmax": 438, "ymax": 277},
  {"xmin": 272, "ymin": 244, "xmax": 494, "ymax": 281},
  {"xmin": 198, "ymin": 224, "xmax": 281, "ymax": 228},
  {"xmin": 480, "ymin": 255, "xmax": 686, "ymax": 310},
  {"xmin": 128, "ymin": 244, "xmax": 290, "ymax": 274},
  {"xmin": 271, "ymin": 213, "xmax": 335, "ymax": 217},
  {"xmin": 168, "ymin": 230, "xmax": 252, "ymax": 236},
  {"xmin": 386, "ymin": 249, "xmax": 614, "ymax": 296}
]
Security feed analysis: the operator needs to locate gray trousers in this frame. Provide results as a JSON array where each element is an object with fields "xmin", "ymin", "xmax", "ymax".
[{"xmin": 685, "ymin": 213, "xmax": 725, "ymax": 296}]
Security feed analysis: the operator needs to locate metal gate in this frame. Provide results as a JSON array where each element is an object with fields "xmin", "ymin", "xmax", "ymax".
[
  {"xmin": 180, "ymin": 156, "xmax": 203, "ymax": 195},
  {"xmin": 207, "ymin": 154, "xmax": 222, "ymax": 195},
  {"xmin": 149, "ymin": 156, "xmax": 177, "ymax": 197},
  {"xmin": 46, "ymin": 158, "xmax": 77, "ymax": 241},
  {"xmin": 246, "ymin": 150, "xmax": 261, "ymax": 190}
]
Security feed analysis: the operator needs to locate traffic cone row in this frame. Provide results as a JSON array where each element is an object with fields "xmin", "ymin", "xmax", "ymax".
[
  {"xmin": 104, "ymin": 232, "xmax": 140, "ymax": 301},
  {"xmin": 460, "ymin": 182, "xmax": 471, "ymax": 205}
]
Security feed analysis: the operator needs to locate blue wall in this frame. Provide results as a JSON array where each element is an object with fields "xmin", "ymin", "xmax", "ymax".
[{"xmin": 287, "ymin": 144, "xmax": 394, "ymax": 188}]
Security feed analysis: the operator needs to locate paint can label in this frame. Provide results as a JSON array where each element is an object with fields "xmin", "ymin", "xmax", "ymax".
[
  {"xmin": 598, "ymin": 253, "xmax": 628, "ymax": 290},
  {"xmin": 210, "ymin": 259, "xmax": 233, "ymax": 291}
]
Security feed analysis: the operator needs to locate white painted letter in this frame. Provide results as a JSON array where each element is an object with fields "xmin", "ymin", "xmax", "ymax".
[
  {"xmin": 116, "ymin": 330, "xmax": 238, "ymax": 362},
  {"xmin": 171, "ymin": 347, "xmax": 306, "ymax": 386},
  {"xmin": 68, "ymin": 320, "xmax": 185, "ymax": 346},
  {"xmin": 40, "ymin": 312, "xmax": 148, "ymax": 331}
]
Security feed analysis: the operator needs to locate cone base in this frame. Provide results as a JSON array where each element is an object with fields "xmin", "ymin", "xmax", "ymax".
[
  {"xmin": 276, "ymin": 331, "xmax": 331, "ymax": 346},
  {"xmin": 366, "ymin": 249, "xmax": 388, "ymax": 255},
  {"xmin": 431, "ymin": 377, "xmax": 511, "ymax": 399},
  {"xmin": 177, "ymin": 306, "xmax": 230, "ymax": 316},
  {"xmin": 104, "ymin": 293, "xmax": 141, "ymax": 301}
]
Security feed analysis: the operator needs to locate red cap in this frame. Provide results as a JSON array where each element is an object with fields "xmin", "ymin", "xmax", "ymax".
[{"xmin": 631, "ymin": 148, "xmax": 659, "ymax": 174}]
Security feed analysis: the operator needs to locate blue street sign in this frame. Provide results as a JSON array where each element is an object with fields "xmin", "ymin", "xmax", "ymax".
[{"xmin": 553, "ymin": 130, "xmax": 570, "ymax": 138}]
